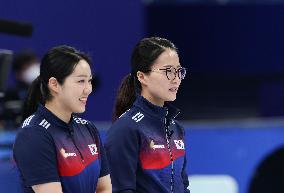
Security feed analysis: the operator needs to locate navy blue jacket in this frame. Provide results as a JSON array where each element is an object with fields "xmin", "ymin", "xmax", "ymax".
[
  {"xmin": 105, "ymin": 95, "xmax": 190, "ymax": 193},
  {"xmin": 13, "ymin": 104, "xmax": 109, "ymax": 193}
]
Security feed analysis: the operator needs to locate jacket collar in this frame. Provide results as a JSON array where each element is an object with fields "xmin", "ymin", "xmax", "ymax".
[
  {"xmin": 36, "ymin": 103, "xmax": 73, "ymax": 129},
  {"xmin": 133, "ymin": 95, "xmax": 180, "ymax": 120}
]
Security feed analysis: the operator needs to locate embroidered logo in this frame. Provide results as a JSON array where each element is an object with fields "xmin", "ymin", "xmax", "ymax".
[
  {"xmin": 73, "ymin": 117, "xmax": 88, "ymax": 124},
  {"xmin": 132, "ymin": 112, "xmax": 144, "ymax": 122},
  {"xmin": 60, "ymin": 148, "xmax": 77, "ymax": 158},
  {"xmin": 88, "ymin": 144, "xmax": 98, "ymax": 155},
  {"xmin": 150, "ymin": 140, "xmax": 165, "ymax": 150},
  {"xmin": 174, "ymin": 140, "xmax": 185, "ymax": 150}
]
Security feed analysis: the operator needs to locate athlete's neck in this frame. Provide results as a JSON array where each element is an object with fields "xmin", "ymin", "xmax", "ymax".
[
  {"xmin": 140, "ymin": 90, "xmax": 164, "ymax": 107},
  {"xmin": 45, "ymin": 101, "xmax": 72, "ymax": 123}
]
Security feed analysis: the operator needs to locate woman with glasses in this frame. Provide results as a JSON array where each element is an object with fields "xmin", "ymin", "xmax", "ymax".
[{"xmin": 105, "ymin": 37, "xmax": 190, "ymax": 193}]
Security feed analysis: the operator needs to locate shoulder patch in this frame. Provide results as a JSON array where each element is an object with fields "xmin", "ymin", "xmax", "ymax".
[
  {"xmin": 39, "ymin": 119, "xmax": 51, "ymax": 129},
  {"xmin": 132, "ymin": 112, "xmax": 144, "ymax": 122},
  {"xmin": 22, "ymin": 115, "xmax": 35, "ymax": 128}
]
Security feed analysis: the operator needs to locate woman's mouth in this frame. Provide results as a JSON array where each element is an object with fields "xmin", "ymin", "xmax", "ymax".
[
  {"xmin": 169, "ymin": 87, "xmax": 178, "ymax": 92},
  {"xmin": 79, "ymin": 97, "xmax": 87, "ymax": 105}
]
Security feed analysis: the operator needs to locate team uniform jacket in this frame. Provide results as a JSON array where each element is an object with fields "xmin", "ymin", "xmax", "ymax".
[
  {"xmin": 105, "ymin": 95, "xmax": 190, "ymax": 193},
  {"xmin": 13, "ymin": 104, "xmax": 109, "ymax": 193}
]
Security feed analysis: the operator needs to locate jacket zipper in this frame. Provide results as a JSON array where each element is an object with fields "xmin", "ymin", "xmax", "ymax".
[{"xmin": 164, "ymin": 109, "xmax": 174, "ymax": 193}]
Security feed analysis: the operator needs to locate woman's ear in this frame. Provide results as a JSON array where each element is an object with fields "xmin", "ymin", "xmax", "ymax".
[
  {"xmin": 137, "ymin": 71, "xmax": 148, "ymax": 86},
  {"xmin": 48, "ymin": 77, "xmax": 60, "ymax": 94}
]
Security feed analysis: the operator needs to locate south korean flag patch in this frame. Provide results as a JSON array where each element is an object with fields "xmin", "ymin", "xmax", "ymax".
[
  {"xmin": 88, "ymin": 144, "xmax": 98, "ymax": 155},
  {"xmin": 174, "ymin": 140, "xmax": 185, "ymax": 150}
]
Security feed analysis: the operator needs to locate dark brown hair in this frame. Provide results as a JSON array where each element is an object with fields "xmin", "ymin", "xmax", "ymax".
[
  {"xmin": 113, "ymin": 37, "xmax": 177, "ymax": 121},
  {"xmin": 22, "ymin": 45, "xmax": 91, "ymax": 120}
]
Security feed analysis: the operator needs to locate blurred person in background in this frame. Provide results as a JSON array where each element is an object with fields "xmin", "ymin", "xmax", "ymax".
[
  {"xmin": 12, "ymin": 50, "xmax": 40, "ymax": 98},
  {"xmin": 0, "ymin": 50, "xmax": 40, "ymax": 128},
  {"xmin": 13, "ymin": 45, "xmax": 111, "ymax": 193},
  {"xmin": 105, "ymin": 37, "xmax": 190, "ymax": 193}
]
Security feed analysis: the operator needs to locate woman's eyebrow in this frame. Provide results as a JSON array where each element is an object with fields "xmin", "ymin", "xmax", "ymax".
[
  {"xmin": 162, "ymin": 64, "xmax": 181, "ymax": 68},
  {"xmin": 74, "ymin": 75, "xmax": 92, "ymax": 78}
]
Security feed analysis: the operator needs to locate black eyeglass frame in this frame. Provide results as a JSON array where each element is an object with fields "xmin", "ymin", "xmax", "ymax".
[{"xmin": 148, "ymin": 67, "xmax": 187, "ymax": 80}]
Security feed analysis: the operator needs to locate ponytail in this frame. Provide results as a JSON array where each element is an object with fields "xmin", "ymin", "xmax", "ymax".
[
  {"xmin": 112, "ymin": 37, "xmax": 176, "ymax": 121},
  {"xmin": 22, "ymin": 76, "xmax": 44, "ymax": 121},
  {"xmin": 112, "ymin": 74, "xmax": 138, "ymax": 121}
]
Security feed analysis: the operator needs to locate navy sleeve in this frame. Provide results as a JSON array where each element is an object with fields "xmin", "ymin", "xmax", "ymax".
[
  {"xmin": 13, "ymin": 126, "xmax": 60, "ymax": 187},
  {"xmin": 181, "ymin": 123, "xmax": 190, "ymax": 193},
  {"xmin": 182, "ymin": 155, "xmax": 190, "ymax": 193},
  {"xmin": 99, "ymin": 137, "xmax": 109, "ymax": 177},
  {"xmin": 105, "ymin": 117, "xmax": 140, "ymax": 193},
  {"xmin": 176, "ymin": 120, "xmax": 190, "ymax": 193}
]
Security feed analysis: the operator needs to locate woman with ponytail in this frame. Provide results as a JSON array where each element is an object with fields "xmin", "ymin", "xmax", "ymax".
[
  {"xmin": 106, "ymin": 37, "xmax": 190, "ymax": 193},
  {"xmin": 13, "ymin": 45, "xmax": 111, "ymax": 193}
]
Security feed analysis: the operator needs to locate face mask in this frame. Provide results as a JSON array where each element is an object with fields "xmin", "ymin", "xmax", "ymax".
[{"xmin": 22, "ymin": 63, "xmax": 40, "ymax": 84}]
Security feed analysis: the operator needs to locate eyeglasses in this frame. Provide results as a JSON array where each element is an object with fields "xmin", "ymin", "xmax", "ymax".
[{"xmin": 150, "ymin": 66, "xmax": 187, "ymax": 80}]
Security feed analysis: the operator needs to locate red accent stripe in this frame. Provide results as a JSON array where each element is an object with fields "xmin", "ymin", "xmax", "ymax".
[
  {"xmin": 140, "ymin": 148, "xmax": 185, "ymax": 169},
  {"xmin": 57, "ymin": 149, "xmax": 99, "ymax": 176}
]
